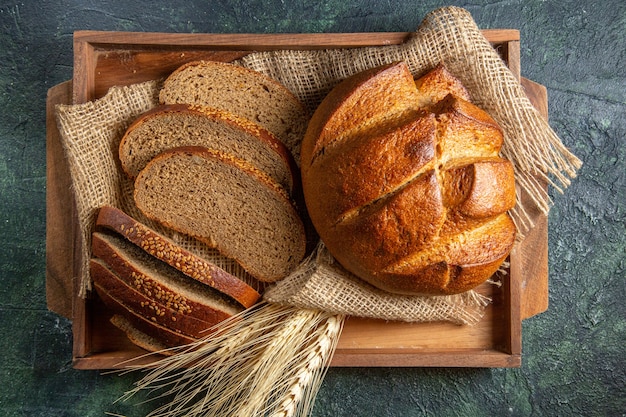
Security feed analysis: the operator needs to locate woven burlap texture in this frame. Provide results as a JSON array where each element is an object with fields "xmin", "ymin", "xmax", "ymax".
[
  {"xmin": 55, "ymin": 6, "xmax": 579, "ymax": 323},
  {"xmin": 236, "ymin": 6, "xmax": 581, "ymax": 236},
  {"xmin": 264, "ymin": 243, "xmax": 490, "ymax": 325}
]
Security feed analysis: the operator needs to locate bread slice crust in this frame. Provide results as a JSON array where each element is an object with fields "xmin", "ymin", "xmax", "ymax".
[
  {"xmin": 96, "ymin": 205, "xmax": 260, "ymax": 308},
  {"xmin": 95, "ymin": 282, "xmax": 197, "ymax": 348},
  {"xmin": 133, "ymin": 146, "xmax": 307, "ymax": 282}
]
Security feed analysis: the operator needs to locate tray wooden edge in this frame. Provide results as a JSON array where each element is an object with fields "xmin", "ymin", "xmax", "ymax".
[
  {"xmin": 71, "ymin": 28, "xmax": 519, "ymax": 48},
  {"xmin": 45, "ymin": 29, "xmax": 548, "ymax": 369},
  {"xmin": 71, "ymin": 29, "xmax": 521, "ymax": 104}
]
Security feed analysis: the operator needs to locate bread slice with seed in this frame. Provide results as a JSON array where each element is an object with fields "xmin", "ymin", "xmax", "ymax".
[
  {"xmin": 159, "ymin": 60, "xmax": 309, "ymax": 161},
  {"xmin": 95, "ymin": 205, "xmax": 260, "ymax": 308},
  {"xmin": 90, "ymin": 253, "xmax": 235, "ymax": 339},
  {"xmin": 119, "ymin": 104, "xmax": 298, "ymax": 194},
  {"xmin": 95, "ymin": 282, "xmax": 198, "ymax": 348},
  {"xmin": 91, "ymin": 232, "xmax": 242, "ymax": 338},
  {"xmin": 133, "ymin": 146, "xmax": 307, "ymax": 282}
]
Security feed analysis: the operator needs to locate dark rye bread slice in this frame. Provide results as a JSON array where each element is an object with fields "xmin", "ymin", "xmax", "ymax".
[
  {"xmin": 159, "ymin": 60, "xmax": 309, "ymax": 161},
  {"xmin": 90, "ymin": 254, "xmax": 234, "ymax": 339},
  {"xmin": 118, "ymin": 104, "xmax": 298, "ymax": 194},
  {"xmin": 91, "ymin": 232, "xmax": 242, "ymax": 337},
  {"xmin": 95, "ymin": 282, "xmax": 197, "ymax": 348},
  {"xmin": 96, "ymin": 205, "xmax": 260, "ymax": 308},
  {"xmin": 109, "ymin": 314, "xmax": 170, "ymax": 354},
  {"xmin": 134, "ymin": 146, "xmax": 306, "ymax": 282}
]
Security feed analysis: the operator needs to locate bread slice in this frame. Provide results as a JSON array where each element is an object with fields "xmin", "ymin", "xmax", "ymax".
[
  {"xmin": 159, "ymin": 60, "xmax": 309, "ymax": 160},
  {"xmin": 95, "ymin": 205, "xmax": 260, "ymax": 308},
  {"xmin": 90, "ymin": 255, "xmax": 234, "ymax": 339},
  {"xmin": 119, "ymin": 104, "xmax": 298, "ymax": 194},
  {"xmin": 133, "ymin": 146, "xmax": 306, "ymax": 282},
  {"xmin": 109, "ymin": 314, "xmax": 170, "ymax": 354},
  {"xmin": 91, "ymin": 232, "xmax": 242, "ymax": 337},
  {"xmin": 95, "ymin": 281, "xmax": 198, "ymax": 348}
]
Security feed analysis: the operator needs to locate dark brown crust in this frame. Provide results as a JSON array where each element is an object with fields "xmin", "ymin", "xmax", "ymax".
[
  {"xmin": 109, "ymin": 314, "xmax": 170, "ymax": 354},
  {"xmin": 90, "ymin": 253, "xmax": 233, "ymax": 339},
  {"xmin": 95, "ymin": 282, "xmax": 198, "ymax": 348},
  {"xmin": 95, "ymin": 205, "xmax": 260, "ymax": 308},
  {"xmin": 302, "ymin": 62, "xmax": 516, "ymax": 295}
]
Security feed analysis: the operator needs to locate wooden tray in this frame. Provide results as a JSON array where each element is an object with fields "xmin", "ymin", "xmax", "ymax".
[{"xmin": 46, "ymin": 29, "xmax": 549, "ymax": 369}]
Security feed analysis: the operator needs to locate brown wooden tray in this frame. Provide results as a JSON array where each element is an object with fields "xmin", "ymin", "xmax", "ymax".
[{"xmin": 46, "ymin": 29, "xmax": 548, "ymax": 369}]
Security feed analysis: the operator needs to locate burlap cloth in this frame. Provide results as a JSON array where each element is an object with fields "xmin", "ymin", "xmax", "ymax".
[{"xmin": 55, "ymin": 6, "xmax": 580, "ymax": 325}]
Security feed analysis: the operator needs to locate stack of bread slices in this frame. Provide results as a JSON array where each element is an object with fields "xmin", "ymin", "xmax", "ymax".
[{"xmin": 91, "ymin": 61, "xmax": 310, "ymax": 351}]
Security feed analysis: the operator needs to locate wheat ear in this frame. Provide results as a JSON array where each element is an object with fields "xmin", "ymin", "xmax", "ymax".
[
  {"xmin": 117, "ymin": 302, "xmax": 344, "ymax": 417},
  {"xmin": 268, "ymin": 313, "xmax": 344, "ymax": 417}
]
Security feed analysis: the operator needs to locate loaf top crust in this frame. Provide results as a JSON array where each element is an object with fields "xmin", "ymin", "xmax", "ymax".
[{"xmin": 301, "ymin": 61, "xmax": 516, "ymax": 295}]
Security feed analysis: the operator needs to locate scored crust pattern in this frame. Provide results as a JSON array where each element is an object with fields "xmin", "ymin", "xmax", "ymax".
[{"xmin": 301, "ymin": 62, "xmax": 517, "ymax": 295}]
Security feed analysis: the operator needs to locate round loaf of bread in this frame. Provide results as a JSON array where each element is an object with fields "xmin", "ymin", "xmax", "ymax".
[{"xmin": 301, "ymin": 61, "xmax": 517, "ymax": 295}]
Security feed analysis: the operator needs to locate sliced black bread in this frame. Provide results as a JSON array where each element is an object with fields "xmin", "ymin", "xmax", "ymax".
[
  {"xmin": 119, "ymin": 104, "xmax": 298, "ymax": 194},
  {"xmin": 95, "ymin": 205, "xmax": 260, "ymax": 309},
  {"xmin": 158, "ymin": 60, "xmax": 309, "ymax": 161},
  {"xmin": 95, "ymin": 282, "xmax": 198, "ymax": 348},
  {"xmin": 91, "ymin": 232, "xmax": 242, "ymax": 337},
  {"xmin": 90, "ymin": 255, "xmax": 233, "ymax": 339},
  {"xmin": 133, "ymin": 146, "xmax": 307, "ymax": 282},
  {"xmin": 109, "ymin": 314, "xmax": 170, "ymax": 354}
]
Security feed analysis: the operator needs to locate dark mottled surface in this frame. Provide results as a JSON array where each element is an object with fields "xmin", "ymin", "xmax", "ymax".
[{"xmin": 0, "ymin": 0, "xmax": 624, "ymax": 416}]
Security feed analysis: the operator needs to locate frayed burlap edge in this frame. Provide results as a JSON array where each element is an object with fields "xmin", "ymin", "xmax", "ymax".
[
  {"xmin": 55, "ymin": 81, "xmax": 160, "ymax": 297},
  {"xmin": 234, "ymin": 5, "xmax": 582, "ymax": 239},
  {"xmin": 264, "ymin": 243, "xmax": 490, "ymax": 325}
]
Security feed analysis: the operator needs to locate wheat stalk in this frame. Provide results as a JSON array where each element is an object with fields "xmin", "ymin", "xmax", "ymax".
[
  {"xmin": 117, "ymin": 302, "xmax": 345, "ymax": 417},
  {"xmin": 268, "ymin": 313, "xmax": 344, "ymax": 417}
]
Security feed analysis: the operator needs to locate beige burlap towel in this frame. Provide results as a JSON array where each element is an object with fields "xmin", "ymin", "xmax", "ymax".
[
  {"xmin": 264, "ymin": 243, "xmax": 491, "ymax": 325},
  {"xmin": 235, "ymin": 6, "xmax": 581, "ymax": 235},
  {"xmin": 55, "ymin": 6, "xmax": 580, "ymax": 324}
]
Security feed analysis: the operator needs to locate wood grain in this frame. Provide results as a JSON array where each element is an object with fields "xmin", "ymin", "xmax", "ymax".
[
  {"xmin": 46, "ymin": 29, "xmax": 546, "ymax": 369},
  {"xmin": 518, "ymin": 78, "xmax": 550, "ymax": 319},
  {"xmin": 45, "ymin": 80, "xmax": 75, "ymax": 319}
]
